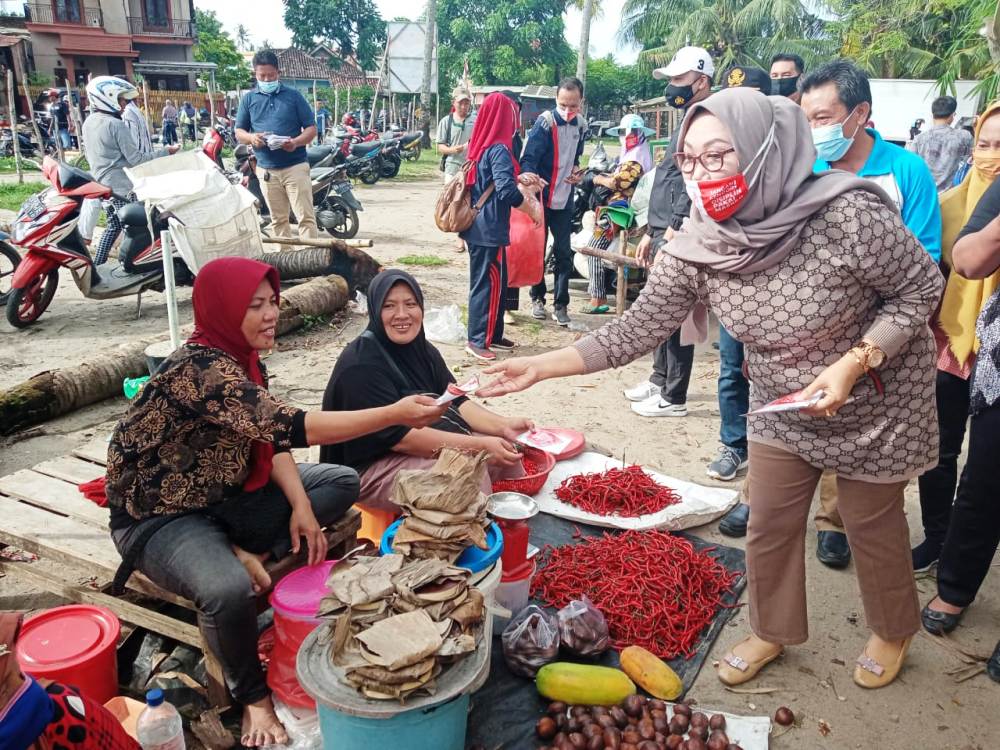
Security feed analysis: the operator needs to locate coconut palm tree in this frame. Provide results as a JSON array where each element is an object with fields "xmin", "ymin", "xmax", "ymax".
[{"xmin": 620, "ymin": 0, "xmax": 830, "ymax": 76}]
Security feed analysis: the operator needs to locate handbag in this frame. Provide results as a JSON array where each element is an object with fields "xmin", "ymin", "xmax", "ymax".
[{"xmin": 434, "ymin": 161, "xmax": 494, "ymax": 234}]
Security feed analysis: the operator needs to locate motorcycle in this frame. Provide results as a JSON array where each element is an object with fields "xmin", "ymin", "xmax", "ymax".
[
  {"xmin": 0, "ymin": 117, "xmax": 50, "ymax": 158},
  {"xmin": 398, "ymin": 131, "xmax": 423, "ymax": 162},
  {"xmin": 235, "ymin": 143, "xmax": 268, "ymax": 219},
  {"xmin": 5, "ymin": 157, "xmax": 193, "ymax": 328},
  {"xmin": 379, "ymin": 137, "xmax": 403, "ymax": 178},
  {"xmin": 0, "ymin": 231, "xmax": 21, "ymax": 306}
]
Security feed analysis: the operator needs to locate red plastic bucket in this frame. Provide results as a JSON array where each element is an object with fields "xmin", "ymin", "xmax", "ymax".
[
  {"xmin": 16, "ymin": 605, "xmax": 120, "ymax": 704},
  {"xmin": 267, "ymin": 560, "xmax": 336, "ymax": 708}
]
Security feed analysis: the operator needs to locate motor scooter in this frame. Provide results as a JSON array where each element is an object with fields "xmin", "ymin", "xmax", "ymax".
[{"xmin": 5, "ymin": 157, "xmax": 193, "ymax": 328}]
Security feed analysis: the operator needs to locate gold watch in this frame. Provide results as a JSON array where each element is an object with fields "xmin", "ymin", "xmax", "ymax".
[{"xmin": 850, "ymin": 342, "xmax": 886, "ymax": 373}]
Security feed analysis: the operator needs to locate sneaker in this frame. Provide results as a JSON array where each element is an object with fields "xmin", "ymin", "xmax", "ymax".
[
  {"xmin": 912, "ymin": 538, "xmax": 942, "ymax": 572},
  {"xmin": 503, "ymin": 311, "xmax": 516, "ymax": 326},
  {"xmin": 623, "ymin": 380, "xmax": 660, "ymax": 402},
  {"xmin": 531, "ymin": 300, "xmax": 546, "ymax": 320},
  {"xmin": 631, "ymin": 395, "xmax": 688, "ymax": 418},
  {"xmin": 552, "ymin": 306, "xmax": 571, "ymax": 327},
  {"xmin": 707, "ymin": 446, "xmax": 748, "ymax": 481},
  {"xmin": 465, "ymin": 343, "xmax": 496, "ymax": 361},
  {"xmin": 491, "ymin": 337, "xmax": 516, "ymax": 351}
]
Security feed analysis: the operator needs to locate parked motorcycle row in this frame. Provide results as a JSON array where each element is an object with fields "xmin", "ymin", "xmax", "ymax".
[{"xmin": 0, "ymin": 122, "xmax": 425, "ymax": 329}]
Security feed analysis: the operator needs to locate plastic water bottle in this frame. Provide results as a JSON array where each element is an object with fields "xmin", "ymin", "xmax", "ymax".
[{"xmin": 136, "ymin": 689, "xmax": 185, "ymax": 750}]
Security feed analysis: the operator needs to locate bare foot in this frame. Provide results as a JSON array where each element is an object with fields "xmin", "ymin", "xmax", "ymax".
[
  {"xmin": 241, "ymin": 697, "xmax": 288, "ymax": 747},
  {"xmin": 927, "ymin": 595, "xmax": 963, "ymax": 615},
  {"xmin": 232, "ymin": 545, "xmax": 271, "ymax": 594}
]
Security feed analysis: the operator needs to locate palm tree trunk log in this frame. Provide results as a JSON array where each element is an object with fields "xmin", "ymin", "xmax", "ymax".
[{"xmin": 0, "ymin": 275, "xmax": 352, "ymax": 436}]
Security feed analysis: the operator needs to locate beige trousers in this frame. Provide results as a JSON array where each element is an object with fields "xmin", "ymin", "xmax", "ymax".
[
  {"xmin": 737, "ymin": 470, "xmax": 845, "ymax": 532},
  {"xmin": 745, "ymin": 441, "xmax": 920, "ymax": 644},
  {"xmin": 257, "ymin": 161, "xmax": 317, "ymax": 239}
]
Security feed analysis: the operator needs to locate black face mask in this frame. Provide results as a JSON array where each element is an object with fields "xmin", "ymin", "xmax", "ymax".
[
  {"xmin": 770, "ymin": 76, "xmax": 799, "ymax": 98},
  {"xmin": 665, "ymin": 83, "xmax": 695, "ymax": 109}
]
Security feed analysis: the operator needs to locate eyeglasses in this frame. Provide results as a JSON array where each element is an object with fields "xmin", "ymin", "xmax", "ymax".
[{"xmin": 673, "ymin": 148, "xmax": 736, "ymax": 175}]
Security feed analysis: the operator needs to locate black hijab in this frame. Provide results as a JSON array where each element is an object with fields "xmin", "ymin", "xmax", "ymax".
[{"xmin": 320, "ymin": 270, "xmax": 468, "ymax": 471}]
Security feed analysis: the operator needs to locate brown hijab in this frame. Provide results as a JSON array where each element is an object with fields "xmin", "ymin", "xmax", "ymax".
[{"xmin": 666, "ymin": 88, "xmax": 897, "ymax": 274}]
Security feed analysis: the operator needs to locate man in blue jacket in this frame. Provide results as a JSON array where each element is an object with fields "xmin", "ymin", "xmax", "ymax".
[
  {"xmin": 519, "ymin": 77, "xmax": 588, "ymax": 327},
  {"xmin": 235, "ymin": 49, "xmax": 318, "ymax": 239}
]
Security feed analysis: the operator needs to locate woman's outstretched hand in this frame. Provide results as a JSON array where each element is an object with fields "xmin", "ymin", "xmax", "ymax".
[
  {"xmin": 392, "ymin": 394, "xmax": 448, "ymax": 427},
  {"xmin": 477, "ymin": 358, "xmax": 544, "ymax": 397}
]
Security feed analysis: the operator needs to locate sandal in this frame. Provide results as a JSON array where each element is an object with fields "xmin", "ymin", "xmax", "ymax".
[
  {"xmin": 716, "ymin": 636, "xmax": 783, "ymax": 686},
  {"xmin": 853, "ymin": 635, "xmax": 912, "ymax": 689},
  {"xmin": 581, "ymin": 305, "xmax": 610, "ymax": 314}
]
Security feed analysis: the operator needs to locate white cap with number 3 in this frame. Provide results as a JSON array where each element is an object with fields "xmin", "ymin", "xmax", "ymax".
[{"xmin": 652, "ymin": 46, "xmax": 715, "ymax": 80}]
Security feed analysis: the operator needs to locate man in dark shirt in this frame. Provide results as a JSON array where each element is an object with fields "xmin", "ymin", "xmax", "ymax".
[
  {"xmin": 626, "ymin": 46, "xmax": 714, "ymax": 421},
  {"xmin": 235, "ymin": 49, "xmax": 318, "ymax": 239}
]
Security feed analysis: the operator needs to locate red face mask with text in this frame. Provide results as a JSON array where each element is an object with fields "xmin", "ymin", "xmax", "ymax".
[
  {"xmin": 625, "ymin": 133, "xmax": 640, "ymax": 151},
  {"xmin": 683, "ymin": 123, "xmax": 775, "ymax": 223}
]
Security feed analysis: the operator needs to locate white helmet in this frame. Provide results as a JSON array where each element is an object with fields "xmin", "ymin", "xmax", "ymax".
[{"xmin": 86, "ymin": 76, "xmax": 138, "ymax": 114}]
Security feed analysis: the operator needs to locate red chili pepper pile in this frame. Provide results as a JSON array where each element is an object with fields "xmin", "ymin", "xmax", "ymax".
[
  {"xmin": 532, "ymin": 530, "xmax": 739, "ymax": 659},
  {"xmin": 521, "ymin": 457, "xmax": 541, "ymax": 476},
  {"xmin": 554, "ymin": 465, "xmax": 681, "ymax": 517}
]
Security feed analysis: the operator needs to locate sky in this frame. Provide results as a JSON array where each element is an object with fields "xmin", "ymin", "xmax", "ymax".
[{"xmin": 194, "ymin": 0, "xmax": 641, "ymax": 66}]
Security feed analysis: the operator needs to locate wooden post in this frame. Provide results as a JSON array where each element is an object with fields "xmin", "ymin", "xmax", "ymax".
[
  {"xmin": 141, "ymin": 79, "xmax": 151, "ymax": 144},
  {"xmin": 346, "ymin": 88, "xmax": 351, "ymax": 117},
  {"xmin": 6, "ymin": 70, "xmax": 22, "ymax": 183},
  {"xmin": 615, "ymin": 229, "xmax": 628, "ymax": 315},
  {"xmin": 207, "ymin": 70, "xmax": 217, "ymax": 130},
  {"xmin": 64, "ymin": 78, "xmax": 83, "ymax": 155},
  {"xmin": 312, "ymin": 79, "xmax": 318, "ymax": 144},
  {"xmin": 14, "ymin": 48, "xmax": 45, "ymax": 157},
  {"xmin": 334, "ymin": 87, "xmax": 340, "ymax": 123}
]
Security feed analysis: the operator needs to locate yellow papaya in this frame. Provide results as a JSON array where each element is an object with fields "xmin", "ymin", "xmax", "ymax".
[
  {"xmin": 618, "ymin": 645, "xmax": 683, "ymax": 700},
  {"xmin": 535, "ymin": 662, "xmax": 636, "ymax": 706}
]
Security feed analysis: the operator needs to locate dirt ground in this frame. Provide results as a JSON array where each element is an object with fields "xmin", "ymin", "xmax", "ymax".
[{"xmin": 1, "ymin": 174, "xmax": 998, "ymax": 750}]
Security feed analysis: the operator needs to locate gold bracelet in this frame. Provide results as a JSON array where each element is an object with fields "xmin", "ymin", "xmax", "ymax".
[{"xmin": 849, "ymin": 347, "xmax": 869, "ymax": 374}]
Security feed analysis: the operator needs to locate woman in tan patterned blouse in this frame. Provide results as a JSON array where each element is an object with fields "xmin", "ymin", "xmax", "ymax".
[
  {"xmin": 480, "ymin": 89, "xmax": 943, "ymax": 690},
  {"xmin": 105, "ymin": 258, "xmax": 445, "ymax": 746}
]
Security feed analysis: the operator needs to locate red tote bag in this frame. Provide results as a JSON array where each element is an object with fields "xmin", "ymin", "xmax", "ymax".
[{"xmin": 505, "ymin": 210, "xmax": 546, "ymax": 288}]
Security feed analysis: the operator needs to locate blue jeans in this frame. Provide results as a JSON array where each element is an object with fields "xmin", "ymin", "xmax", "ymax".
[
  {"xmin": 467, "ymin": 244, "xmax": 506, "ymax": 347},
  {"xmin": 111, "ymin": 463, "xmax": 359, "ymax": 703},
  {"xmin": 57, "ymin": 127, "xmax": 71, "ymax": 149},
  {"xmin": 530, "ymin": 205, "xmax": 574, "ymax": 308},
  {"xmin": 719, "ymin": 326, "xmax": 749, "ymax": 453}
]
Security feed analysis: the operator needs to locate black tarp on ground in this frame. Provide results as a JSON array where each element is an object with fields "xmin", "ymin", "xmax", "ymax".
[{"xmin": 466, "ymin": 513, "xmax": 747, "ymax": 749}]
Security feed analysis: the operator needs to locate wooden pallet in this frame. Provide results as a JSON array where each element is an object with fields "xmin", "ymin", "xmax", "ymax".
[{"xmin": 0, "ymin": 437, "xmax": 362, "ymax": 707}]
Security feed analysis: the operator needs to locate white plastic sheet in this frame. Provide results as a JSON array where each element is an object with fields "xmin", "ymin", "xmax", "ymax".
[{"xmin": 535, "ymin": 452, "xmax": 738, "ymax": 531}]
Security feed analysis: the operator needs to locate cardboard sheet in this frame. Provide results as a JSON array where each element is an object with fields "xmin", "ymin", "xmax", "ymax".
[{"xmin": 536, "ymin": 452, "xmax": 738, "ymax": 530}]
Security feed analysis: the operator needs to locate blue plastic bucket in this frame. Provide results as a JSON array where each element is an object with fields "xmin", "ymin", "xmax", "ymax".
[
  {"xmin": 379, "ymin": 520, "xmax": 503, "ymax": 574},
  {"xmin": 316, "ymin": 692, "xmax": 470, "ymax": 750}
]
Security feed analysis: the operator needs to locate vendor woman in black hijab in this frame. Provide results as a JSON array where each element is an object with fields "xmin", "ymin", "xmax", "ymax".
[{"xmin": 321, "ymin": 270, "xmax": 530, "ymax": 511}]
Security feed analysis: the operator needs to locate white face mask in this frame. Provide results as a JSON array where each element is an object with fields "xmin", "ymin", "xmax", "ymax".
[{"xmin": 556, "ymin": 106, "xmax": 579, "ymax": 122}]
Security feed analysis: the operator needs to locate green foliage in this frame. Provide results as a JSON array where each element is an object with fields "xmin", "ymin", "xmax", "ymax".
[
  {"xmin": 437, "ymin": 0, "xmax": 572, "ymax": 87},
  {"xmin": 621, "ymin": 0, "xmax": 831, "ymax": 77},
  {"xmin": 397, "ymin": 254, "xmax": 449, "ymax": 266},
  {"xmin": 194, "ymin": 10, "xmax": 252, "ymax": 90},
  {"xmin": 584, "ymin": 56, "xmax": 653, "ymax": 114},
  {"xmin": 283, "ymin": 0, "xmax": 387, "ymax": 71},
  {"xmin": 26, "ymin": 71, "xmax": 52, "ymax": 87},
  {"xmin": 0, "ymin": 182, "xmax": 47, "ymax": 212}
]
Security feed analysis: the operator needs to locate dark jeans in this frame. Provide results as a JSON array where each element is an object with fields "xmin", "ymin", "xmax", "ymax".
[
  {"xmin": 916, "ymin": 371, "xmax": 970, "ymax": 545},
  {"xmin": 94, "ymin": 196, "xmax": 127, "ymax": 265},
  {"xmin": 719, "ymin": 326, "xmax": 749, "ymax": 453},
  {"xmin": 467, "ymin": 244, "xmax": 506, "ymax": 347},
  {"xmin": 650, "ymin": 331, "xmax": 693, "ymax": 405},
  {"xmin": 111, "ymin": 463, "xmax": 359, "ymax": 704},
  {"xmin": 937, "ymin": 403, "xmax": 1000, "ymax": 607},
  {"xmin": 530, "ymin": 205, "xmax": 574, "ymax": 308},
  {"xmin": 162, "ymin": 121, "xmax": 177, "ymax": 145}
]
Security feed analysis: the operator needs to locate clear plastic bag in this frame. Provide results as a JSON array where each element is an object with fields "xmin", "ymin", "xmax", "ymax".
[
  {"xmin": 501, "ymin": 605, "xmax": 560, "ymax": 678},
  {"xmin": 557, "ymin": 595, "xmax": 610, "ymax": 658},
  {"xmin": 263, "ymin": 698, "xmax": 322, "ymax": 750},
  {"xmin": 424, "ymin": 304, "xmax": 466, "ymax": 345}
]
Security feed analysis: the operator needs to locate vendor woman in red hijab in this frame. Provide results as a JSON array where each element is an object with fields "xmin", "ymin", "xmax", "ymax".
[
  {"xmin": 105, "ymin": 258, "xmax": 445, "ymax": 747},
  {"xmin": 460, "ymin": 91, "xmax": 542, "ymax": 361}
]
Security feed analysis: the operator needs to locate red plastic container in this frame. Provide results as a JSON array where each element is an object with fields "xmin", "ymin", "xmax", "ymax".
[
  {"xmin": 16, "ymin": 605, "xmax": 120, "ymax": 704},
  {"xmin": 267, "ymin": 560, "xmax": 336, "ymax": 708},
  {"xmin": 492, "ymin": 446, "xmax": 556, "ymax": 496}
]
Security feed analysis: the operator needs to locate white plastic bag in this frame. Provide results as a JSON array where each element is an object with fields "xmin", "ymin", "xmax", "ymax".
[
  {"xmin": 424, "ymin": 305, "xmax": 465, "ymax": 345},
  {"xmin": 263, "ymin": 699, "xmax": 321, "ymax": 750},
  {"xmin": 501, "ymin": 605, "xmax": 560, "ymax": 678}
]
